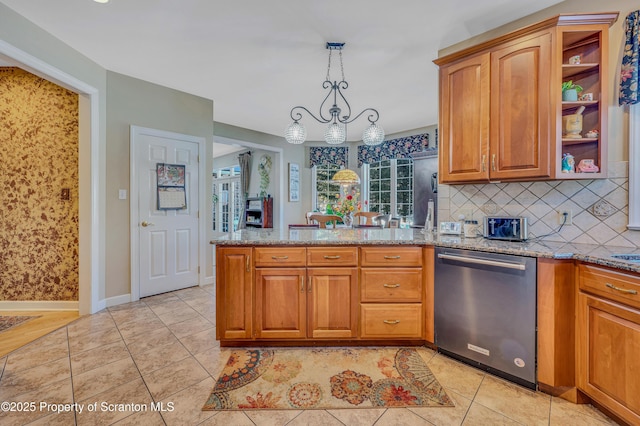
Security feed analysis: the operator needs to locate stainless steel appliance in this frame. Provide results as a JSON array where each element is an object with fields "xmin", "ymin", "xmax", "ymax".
[
  {"xmin": 484, "ymin": 216, "xmax": 528, "ymax": 241},
  {"xmin": 411, "ymin": 150, "xmax": 438, "ymax": 228},
  {"xmin": 434, "ymin": 247, "xmax": 537, "ymax": 389}
]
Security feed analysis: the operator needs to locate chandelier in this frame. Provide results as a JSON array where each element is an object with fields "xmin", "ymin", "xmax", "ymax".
[{"xmin": 284, "ymin": 42, "xmax": 384, "ymax": 146}]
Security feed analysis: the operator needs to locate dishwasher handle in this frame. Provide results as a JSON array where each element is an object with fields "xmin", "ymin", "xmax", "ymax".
[{"xmin": 437, "ymin": 253, "xmax": 526, "ymax": 271}]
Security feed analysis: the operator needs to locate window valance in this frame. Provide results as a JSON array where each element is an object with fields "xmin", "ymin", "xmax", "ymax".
[
  {"xmin": 308, "ymin": 146, "xmax": 349, "ymax": 168},
  {"xmin": 357, "ymin": 133, "xmax": 430, "ymax": 167},
  {"xmin": 620, "ymin": 10, "xmax": 640, "ymax": 105}
]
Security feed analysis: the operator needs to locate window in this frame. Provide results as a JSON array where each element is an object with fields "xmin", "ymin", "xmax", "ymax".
[
  {"xmin": 312, "ymin": 164, "xmax": 341, "ymax": 212},
  {"xmin": 212, "ymin": 166, "xmax": 242, "ymax": 234},
  {"xmin": 364, "ymin": 159, "xmax": 414, "ymax": 225}
]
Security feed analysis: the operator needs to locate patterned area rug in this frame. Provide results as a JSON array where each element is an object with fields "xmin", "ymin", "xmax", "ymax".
[
  {"xmin": 203, "ymin": 347, "xmax": 454, "ymax": 410},
  {"xmin": 0, "ymin": 315, "xmax": 40, "ymax": 333}
]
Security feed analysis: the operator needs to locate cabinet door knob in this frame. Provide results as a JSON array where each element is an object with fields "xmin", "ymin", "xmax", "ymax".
[
  {"xmin": 606, "ymin": 282, "xmax": 638, "ymax": 295},
  {"xmin": 383, "ymin": 283, "xmax": 400, "ymax": 288},
  {"xmin": 383, "ymin": 319, "xmax": 400, "ymax": 325}
]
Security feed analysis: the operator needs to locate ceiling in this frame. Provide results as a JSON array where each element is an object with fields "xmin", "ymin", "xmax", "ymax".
[{"xmin": 1, "ymin": 0, "xmax": 564, "ymax": 142}]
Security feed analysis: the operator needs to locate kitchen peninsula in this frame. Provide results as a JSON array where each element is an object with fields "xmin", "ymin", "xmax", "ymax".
[{"xmin": 213, "ymin": 228, "xmax": 640, "ymax": 424}]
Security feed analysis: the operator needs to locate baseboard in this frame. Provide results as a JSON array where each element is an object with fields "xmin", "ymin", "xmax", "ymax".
[
  {"xmin": 0, "ymin": 300, "xmax": 79, "ymax": 311},
  {"xmin": 104, "ymin": 293, "xmax": 131, "ymax": 308}
]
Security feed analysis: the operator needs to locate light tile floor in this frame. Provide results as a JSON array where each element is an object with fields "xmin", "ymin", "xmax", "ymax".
[{"xmin": 0, "ymin": 285, "xmax": 621, "ymax": 425}]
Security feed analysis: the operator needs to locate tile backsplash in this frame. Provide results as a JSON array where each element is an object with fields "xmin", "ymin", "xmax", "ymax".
[{"xmin": 437, "ymin": 161, "xmax": 640, "ymax": 247}]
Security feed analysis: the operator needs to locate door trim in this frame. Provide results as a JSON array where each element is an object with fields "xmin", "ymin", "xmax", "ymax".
[
  {"xmin": 214, "ymin": 136, "xmax": 284, "ymax": 230},
  {"xmin": 0, "ymin": 40, "xmax": 101, "ymax": 315},
  {"xmin": 130, "ymin": 125, "xmax": 207, "ymax": 302}
]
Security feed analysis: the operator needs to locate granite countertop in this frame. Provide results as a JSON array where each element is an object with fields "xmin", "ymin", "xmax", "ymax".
[{"xmin": 211, "ymin": 228, "xmax": 640, "ymax": 274}]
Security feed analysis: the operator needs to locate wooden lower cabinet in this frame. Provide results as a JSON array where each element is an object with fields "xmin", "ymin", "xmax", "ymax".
[
  {"xmin": 254, "ymin": 267, "xmax": 358, "ymax": 340},
  {"xmin": 307, "ymin": 267, "xmax": 358, "ymax": 339},
  {"xmin": 577, "ymin": 264, "xmax": 640, "ymax": 424},
  {"xmin": 216, "ymin": 247, "xmax": 253, "ymax": 340},
  {"xmin": 360, "ymin": 246, "xmax": 426, "ymax": 341},
  {"xmin": 217, "ymin": 245, "xmax": 430, "ymax": 345},
  {"xmin": 360, "ymin": 304, "xmax": 422, "ymax": 338},
  {"xmin": 255, "ymin": 268, "xmax": 306, "ymax": 339}
]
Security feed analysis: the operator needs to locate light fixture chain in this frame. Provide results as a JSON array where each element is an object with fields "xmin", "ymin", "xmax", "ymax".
[
  {"xmin": 326, "ymin": 49, "xmax": 332, "ymax": 81},
  {"xmin": 339, "ymin": 49, "xmax": 345, "ymax": 82}
]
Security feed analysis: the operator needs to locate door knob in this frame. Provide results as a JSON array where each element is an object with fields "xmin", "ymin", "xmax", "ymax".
[{"xmin": 141, "ymin": 221, "xmax": 155, "ymax": 227}]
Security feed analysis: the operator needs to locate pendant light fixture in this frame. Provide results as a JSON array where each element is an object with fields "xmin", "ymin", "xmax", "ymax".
[{"xmin": 285, "ymin": 42, "xmax": 384, "ymax": 146}]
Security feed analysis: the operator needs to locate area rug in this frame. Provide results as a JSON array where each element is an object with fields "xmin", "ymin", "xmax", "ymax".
[
  {"xmin": 203, "ymin": 347, "xmax": 454, "ymax": 410},
  {"xmin": 0, "ymin": 315, "xmax": 40, "ymax": 333}
]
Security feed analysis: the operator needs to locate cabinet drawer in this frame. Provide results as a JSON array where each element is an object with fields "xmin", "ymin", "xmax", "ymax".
[
  {"xmin": 360, "ymin": 247, "xmax": 422, "ymax": 267},
  {"xmin": 360, "ymin": 304, "xmax": 423, "ymax": 338},
  {"xmin": 307, "ymin": 247, "xmax": 358, "ymax": 266},
  {"xmin": 579, "ymin": 264, "xmax": 640, "ymax": 310},
  {"xmin": 361, "ymin": 268, "xmax": 422, "ymax": 302},
  {"xmin": 255, "ymin": 247, "xmax": 306, "ymax": 267}
]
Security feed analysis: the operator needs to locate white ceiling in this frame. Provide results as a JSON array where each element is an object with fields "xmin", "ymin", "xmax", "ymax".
[{"xmin": 1, "ymin": 0, "xmax": 564, "ymax": 141}]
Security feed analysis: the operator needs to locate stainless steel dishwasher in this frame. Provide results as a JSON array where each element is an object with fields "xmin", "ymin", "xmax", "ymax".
[{"xmin": 434, "ymin": 247, "xmax": 537, "ymax": 389}]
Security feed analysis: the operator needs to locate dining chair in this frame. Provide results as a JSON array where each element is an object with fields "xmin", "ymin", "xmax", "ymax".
[
  {"xmin": 373, "ymin": 214, "xmax": 392, "ymax": 228},
  {"xmin": 353, "ymin": 211, "xmax": 379, "ymax": 225},
  {"xmin": 304, "ymin": 212, "xmax": 317, "ymax": 224},
  {"xmin": 308, "ymin": 214, "xmax": 342, "ymax": 229}
]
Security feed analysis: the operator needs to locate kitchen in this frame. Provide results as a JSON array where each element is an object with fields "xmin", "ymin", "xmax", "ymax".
[{"xmin": 0, "ymin": 0, "xmax": 639, "ymax": 425}]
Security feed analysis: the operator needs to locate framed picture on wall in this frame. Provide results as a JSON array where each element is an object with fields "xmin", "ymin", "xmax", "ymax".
[{"xmin": 289, "ymin": 162, "xmax": 300, "ymax": 202}]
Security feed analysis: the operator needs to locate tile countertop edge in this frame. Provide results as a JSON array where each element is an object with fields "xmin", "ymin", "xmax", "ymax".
[{"xmin": 210, "ymin": 229, "xmax": 640, "ymax": 274}]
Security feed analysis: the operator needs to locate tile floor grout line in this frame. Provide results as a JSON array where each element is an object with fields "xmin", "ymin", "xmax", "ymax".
[
  {"xmin": 107, "ymin": 304, "xmax": 173, "ymax": 426},
  {"xmin": 62, "ymin": 326, "xmax": 80, "ymax": 426}
]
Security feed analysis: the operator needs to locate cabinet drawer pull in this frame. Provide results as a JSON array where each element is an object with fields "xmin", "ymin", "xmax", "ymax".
[
  {"xmin": 383, "ymin": 283, "xmax": 400, "ymax": 288},
  {"xmin": 383, "ymin": 255, "xmax": 401, "ymax": 260},
  {"xmin": 308, "ymin": 278, "xmax": 312, "ymax": 293},
  {"xmin": 323, "ymin": 255, "xmax": 341, "ymax": 259},
  {"xmin": 491, "ymin": 154, "xmax": 496, "ymax": 171},
  {"xmin": 383, "ymin": 319, "xmax": 400, "ymax": 325},
  {"xmin": 300, "ymin": 276, "xmax": 305, "ymax": 293},
  {"xmin": 271, "ymin": 255, "xmax": 289, "ymax": 260},
  {"xmin": 482, "ymin": 155, "xmax": 486, "ymax": 172},
  {"xmin": 246, "ymin": 255, "xmax": 250, "ymax": 272},
  {"xmin": 606, "ymin": 282, "xmax": 638, "ymax": 295}
]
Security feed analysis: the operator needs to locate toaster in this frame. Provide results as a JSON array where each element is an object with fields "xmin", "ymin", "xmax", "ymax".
[{"xmin": 483, "ymin": 216, "xmax": 528, "ymax": 241}]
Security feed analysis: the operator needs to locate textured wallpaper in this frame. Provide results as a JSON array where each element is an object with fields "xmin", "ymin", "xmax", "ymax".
[{"xmin": 0, "ymin": 67, "xmax": 79, "ymax": 301}]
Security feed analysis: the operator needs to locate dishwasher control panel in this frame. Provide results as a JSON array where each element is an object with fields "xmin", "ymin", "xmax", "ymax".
[{"xmin": 483, "ymin": 216, "xmax": 528, "ymax": 241}]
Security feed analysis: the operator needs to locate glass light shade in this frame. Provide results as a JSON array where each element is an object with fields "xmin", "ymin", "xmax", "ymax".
[
  {"xmin": 331, "ymin": 168, "xmax": 360, "ymax": 185},
  {"xmin": 325, "ymin": 122, "xmax": 346, "ymax": 145},
  {"xmin": 362, "ymin": 122, "xmax": 385, "ymax": 146},
  {"xmin": 284, "ymin": 121, "xmax": 307, "ymax": 144}
]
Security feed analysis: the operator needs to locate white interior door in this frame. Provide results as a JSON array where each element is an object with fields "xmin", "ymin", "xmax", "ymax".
[{"xmin": 133, "ymin": 127, "xmax": 200, "ymax": 298}]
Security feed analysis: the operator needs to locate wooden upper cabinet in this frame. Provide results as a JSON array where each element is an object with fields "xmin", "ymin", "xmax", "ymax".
[
  {"xmin": 439, "ymin": 53, "xmax": 490, "ymax": 183},
  {"xmin": 435, "ymin": 13, "xmax": 617, "ymax": 184},
  {"xmin": 490, "ymin": 32, "xmax": 551, "ymax": 180}
]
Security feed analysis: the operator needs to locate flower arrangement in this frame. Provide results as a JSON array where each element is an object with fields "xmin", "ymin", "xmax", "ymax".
[{"xmin": 333, "ymin": 188, "xmax": 361, "ymax": 217}]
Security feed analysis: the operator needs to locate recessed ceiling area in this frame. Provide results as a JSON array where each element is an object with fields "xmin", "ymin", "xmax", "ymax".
[{"xmin": 0, "ymin": 0, "xmax": 565, "ymax": 141}]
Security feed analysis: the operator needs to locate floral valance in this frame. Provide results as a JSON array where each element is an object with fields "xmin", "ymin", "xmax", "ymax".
[
  {"xmin": 308, "ymin": 146, "xmax": 349, "ymax": 168},
  {"xmin": 357, "ymin": 132, "xmax": 430, "ymax": 167},
  {"xmin": 620, "ymin": 10, "xmax": 640, "ymax": 105}
]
